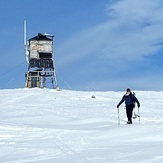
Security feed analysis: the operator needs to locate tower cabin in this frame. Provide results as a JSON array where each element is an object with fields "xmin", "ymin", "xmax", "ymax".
[{"xmin": 25, "ymin": 33, "xmax": 58, "ymax": 89}]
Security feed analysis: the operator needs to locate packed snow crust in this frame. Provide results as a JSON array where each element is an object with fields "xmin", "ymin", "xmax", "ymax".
[{"xmin": 0, "ymin": 88, "xmax": 163, "ymax": 163}]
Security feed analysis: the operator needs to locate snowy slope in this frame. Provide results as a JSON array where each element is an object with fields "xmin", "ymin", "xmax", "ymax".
[{"xmin": 0, "ymin": 88, "xmax": 163, "ymax": 163}]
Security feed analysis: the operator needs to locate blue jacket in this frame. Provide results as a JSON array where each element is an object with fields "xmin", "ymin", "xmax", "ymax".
[{"xmin": 118, "ymin": 93, "xmax": 140, "ymax": 107}]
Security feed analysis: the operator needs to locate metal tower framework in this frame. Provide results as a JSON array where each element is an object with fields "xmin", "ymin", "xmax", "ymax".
[{"xmin": 24, "ymin": 21, "xmax": 58, "ymax": 89}]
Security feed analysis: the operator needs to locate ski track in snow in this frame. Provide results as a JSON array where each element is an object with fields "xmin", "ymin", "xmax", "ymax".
[{"xmin": 0, "ymin": 88, "xmax": 163, "ymax": 163}]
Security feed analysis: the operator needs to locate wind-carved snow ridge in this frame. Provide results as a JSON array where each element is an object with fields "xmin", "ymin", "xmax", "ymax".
[{"xmin": 0, "ymin": 88, "xmax": 163, "ymax": 163}]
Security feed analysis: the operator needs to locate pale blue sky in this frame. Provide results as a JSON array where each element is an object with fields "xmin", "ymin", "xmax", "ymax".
[{"xmin": 0, "ymin": 0, "xmax": 163, "ymax": 91}]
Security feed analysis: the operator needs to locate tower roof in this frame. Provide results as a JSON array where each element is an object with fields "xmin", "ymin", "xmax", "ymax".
[{"xmin": 29, "ymin": 33, "xmax": 54, "ymax": 41}]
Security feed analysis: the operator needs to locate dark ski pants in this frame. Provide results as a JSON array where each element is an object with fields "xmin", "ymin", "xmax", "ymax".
[{"xmin": 126, "ymin": 104, "xmax": 133, "ymax": 123}]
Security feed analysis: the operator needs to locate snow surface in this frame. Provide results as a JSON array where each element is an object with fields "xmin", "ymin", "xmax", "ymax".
[{"xmin": 0, "ymin": 88, "xmax": 163, "ymax": 163}]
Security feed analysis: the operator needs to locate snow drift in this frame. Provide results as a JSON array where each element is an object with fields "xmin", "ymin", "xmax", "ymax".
[{"xmin": 0, "ymin": 88, "xmax": 163, "ymax": 163}]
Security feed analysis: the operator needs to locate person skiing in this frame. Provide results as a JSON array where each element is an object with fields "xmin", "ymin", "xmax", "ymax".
[{"xmin": 117, "ymin": 88, "xmax": 140, "ymax": 124}]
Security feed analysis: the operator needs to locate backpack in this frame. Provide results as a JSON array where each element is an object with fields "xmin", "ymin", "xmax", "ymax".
[{"xmin": 131, "ymin": 92, "xmax": 136, "ymax": 108}]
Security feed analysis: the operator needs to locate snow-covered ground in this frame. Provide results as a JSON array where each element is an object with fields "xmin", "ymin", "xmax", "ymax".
[{"xmin": 0, "ymin": 88, "xmax": 163, "ymax": 163}]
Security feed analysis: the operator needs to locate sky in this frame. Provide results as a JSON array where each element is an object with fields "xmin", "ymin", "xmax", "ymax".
[{"xmin": 0, "ymin": 0, "xmax": 163, "ymax": 91}]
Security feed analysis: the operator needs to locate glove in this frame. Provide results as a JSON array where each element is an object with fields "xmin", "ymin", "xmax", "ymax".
[
  {"xmin": 138, "ymin": 104, "xmax": 140, "ymax": 108},
  {"xmin": 117, "ymin": 105, "xmax": 119, "ymax": 108}
]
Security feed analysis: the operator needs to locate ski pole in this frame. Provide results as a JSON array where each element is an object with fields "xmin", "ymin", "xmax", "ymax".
[
  {"xmin": 138, "ymin": 106, "xmax": 140, "ymax": 124},
  {"xmin": 117, "ymin": 107, "xmax": 120, "ymax": 125}
]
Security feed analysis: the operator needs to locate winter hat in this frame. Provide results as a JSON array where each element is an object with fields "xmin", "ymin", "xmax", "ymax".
[{"xmin": 126, "ymin": 88, "xmax": 131, "ymax": 92}]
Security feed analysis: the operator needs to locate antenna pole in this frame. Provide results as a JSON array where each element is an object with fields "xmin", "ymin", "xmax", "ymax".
[
  {"xmin": 24, "ymin": 20, "xmax": 27, "ymax": 50},
  {"xmin": 24, "ymin": 20, "xmax": 29, "ymax": 63}
]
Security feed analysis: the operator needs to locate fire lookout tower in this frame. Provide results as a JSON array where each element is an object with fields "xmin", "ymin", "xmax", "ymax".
[{"xmin": 24, "ymin": 22, "xmax": 58, "ymax": 89}]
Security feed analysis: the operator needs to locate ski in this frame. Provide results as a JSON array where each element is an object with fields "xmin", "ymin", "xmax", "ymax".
[{"xmin": 133, "ymin": 112, "xmax": 140, "ymax": 119}]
